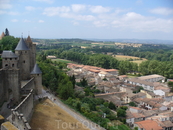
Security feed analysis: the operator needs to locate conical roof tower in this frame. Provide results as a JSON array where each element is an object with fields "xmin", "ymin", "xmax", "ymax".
[
  {"xmin": 15, "ymin": 37, "xmax": 29, "ymax": 51},
  {"xmin": 31, "ymin": 64, "xmax": 42, "ymax": 74}
]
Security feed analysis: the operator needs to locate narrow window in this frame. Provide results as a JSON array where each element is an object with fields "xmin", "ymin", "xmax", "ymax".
[
  {"xmin": 5, "ymin": 64, "xmax": 8, "ymax": 67},
  {"xmin": 23, "ymin": 60, "xmax": 25, "ymax": 63},
  {"xmin": 12, "ymin": 64, "xmax": 14, "ymax": 67}
]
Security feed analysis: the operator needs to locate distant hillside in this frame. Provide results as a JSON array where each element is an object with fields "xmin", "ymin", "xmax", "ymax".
[
  {"xmin": 32, "ymin": 38, "xmax": 173, "ymax": 45},
  {"xmin": 32, "ymin": 38, "xmax": 93, "ymax": 44}
]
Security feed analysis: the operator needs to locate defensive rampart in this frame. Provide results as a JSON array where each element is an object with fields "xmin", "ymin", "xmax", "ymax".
[{"xmin": 10, "ymin": 89, "xmax": 34, "ymax": 130}]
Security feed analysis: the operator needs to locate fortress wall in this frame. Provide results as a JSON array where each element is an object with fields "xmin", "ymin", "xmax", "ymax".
[
  {"xmin": 21, "ymin": 78, "xmax": 34, "ymax": 94},
  {"xmin": 5, "ymin": 69, "xmax": 20, "ymax": 103},
  {"xmin": 11, "ymin": 111, "xmax": 31, "ymax": 130},
  {"xmin": 10, "ymin": 89, "xmax": 33, "ymax": 130},
  {"xmin": 14, "ymin": 89, "xmax": 34, "ymax": 121},
  {"xmin": 0, "ymin": 70, "xmax": 5, "ymax": 105},
  {"xmin": 0, "ymin": 70, "xmax": 8, "ymax": 106}
]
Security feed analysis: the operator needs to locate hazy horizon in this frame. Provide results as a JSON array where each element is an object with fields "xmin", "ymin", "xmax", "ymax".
[{"xmin": 1, "ymin": 0, "xmax": 173, "ymax": 40}]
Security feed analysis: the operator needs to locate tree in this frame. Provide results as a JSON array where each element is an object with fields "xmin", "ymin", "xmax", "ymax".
[
  {"xmin": 58, "ymin": 81, "xmax": 74, "ymax": 100},
  {"xmin": 80, "ymin": 77, "xmax": 88, "ymax": 87},
  {"xmin": 70, "ymin": 75, "xmax": 76, "ymax": 89},
  {"xmin": 129, "ymin": 102, "xmax": 137, "ymax": 107},
  {"xmin": 117, "ymin": 108, "xmax": 126, "ymax": 117},
  {"xmin": 5, "ymin": 28, "xmax": 10, "ymax": 36},
  {"xmin": 108, "ymin": 102, "xmax": 116, "ymax": 110}
]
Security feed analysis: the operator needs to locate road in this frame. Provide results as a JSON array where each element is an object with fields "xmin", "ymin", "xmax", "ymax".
[{"xmin": 37, "ymin": 89, "xmax": 106, "ymax": 130}]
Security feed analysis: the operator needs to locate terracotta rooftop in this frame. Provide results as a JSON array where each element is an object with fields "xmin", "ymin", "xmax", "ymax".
[
  {"xmin": 134, "ymin": 120, "xmax": 163, "ymax": 130},
  {"xmin": 130, "ymin": 106, "xmax": 141, "ymax": 110}
]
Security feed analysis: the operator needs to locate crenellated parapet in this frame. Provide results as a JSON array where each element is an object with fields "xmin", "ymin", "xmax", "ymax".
[
  {"xmin": 8, "ymin": 89, "xmax": 34, "ymax": 130},
  {"xmin": 21, "ymin": 78, "xmax": 35, "ymax": 95},
  {"xmin": 10, "ymin": 110, "xmax": 31, "ymax": 130}
]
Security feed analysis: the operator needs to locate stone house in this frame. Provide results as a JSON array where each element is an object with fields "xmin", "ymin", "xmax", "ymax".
[
  {"xmin": 140, "ymin": 90, "xmax": 159, "ymax": 99},
  {"xmin": 138, "ymin": 74, "xmax": 165, "ymax": 83},
  {"xmin": 125, "ymin": 78, "xmax": 155, "ymax": 91}
]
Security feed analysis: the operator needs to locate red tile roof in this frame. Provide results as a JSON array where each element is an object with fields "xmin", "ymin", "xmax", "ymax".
[{"xmin": 134, "ymin": 120, "xmax": 163, "ymax": 130}]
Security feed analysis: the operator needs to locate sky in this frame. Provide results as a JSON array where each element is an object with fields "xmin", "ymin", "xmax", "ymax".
[{"xmin": 0, "ymin": 0, "xmax": 173, "ymax": 40}]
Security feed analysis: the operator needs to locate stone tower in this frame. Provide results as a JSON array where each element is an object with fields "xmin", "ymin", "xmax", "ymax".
[
  {"xmin": 1, "ymin": 51, "xmax": 20, "ymax": 103},
  {"xmin": 15, "ymin": 38, "xmax": 30, "ymax": 80},
  {"xmin": 31, "ymin": 64, "xmax": 42, "ymax": 95},
  {"xmin": 25, "ymin": 36, "xmax": 36, "ymax": 72}
]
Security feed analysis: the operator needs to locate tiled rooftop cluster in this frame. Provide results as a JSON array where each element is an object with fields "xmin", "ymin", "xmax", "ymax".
[{"xmin": 66, "ymin": 63, "xmax": 173, "ymax": 130}]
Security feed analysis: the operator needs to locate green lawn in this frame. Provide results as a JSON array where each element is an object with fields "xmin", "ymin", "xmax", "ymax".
[{"xmin": 52, "ymin": 58, "xmax": 76, "ymax": 63}]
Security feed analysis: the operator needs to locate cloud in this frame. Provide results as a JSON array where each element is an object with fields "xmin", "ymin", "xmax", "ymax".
[
  {"xmin": 43, "ymin": 6, "xmax": 70, "ymax": 16},
  {"xmin": 42, "ymin": 5, "xmax": 173, "ymax": 33},
  {"xmin": 93, "ymin": 21, "xmax": 107, "ymax": 27},
  {"xmin": 112, "ymin": 12, "xmax": 173, "ymax": 33},
  {"xmin": 0, "ymin": 10, "xmax": 19, "ymax": 15},
  {"xmin": 71, "ymin": 4, "xmax": 86, "ymax": 13},
  {"xmin": 25, "ymin": 6, "xmax": 36, "ymax": 11},
  {"xmin": 33, "ymin": 0, "xmax": 54, "ymax": 4},
  {"xmin": 136, "ymin": 0, "xmax": 143, "ymax": 5},
  {"xmin": 89, "ymin": 5, "xmax": 110, "ymax": 14},
  {"xmin": 23, "ymin": 19, "xmax": 31, "ymax": 22},
  {"xmin": 38, "ymin": 20, "xmax": 44, "ymax": 23},
  {"xmin": 0, "ymin": 10, "xmax": 6, "ymax": 15},
  {"xmin": 11, "ymin": 19, "xmax": 18, "ymax": 22},
  {"xmin": 8, "ymin": 11, "xmax": 19, "ymax": 15},
  {"xmin": 72, "ymin": 21, "xmax": 79, "ymax": 25},
  {"xmin": 0, "ymin": 0, "xmax": 12, "ymax": 9},
  {"xmin": 150, "ymin": 7, "xmax": 173, "ymax": 15}
]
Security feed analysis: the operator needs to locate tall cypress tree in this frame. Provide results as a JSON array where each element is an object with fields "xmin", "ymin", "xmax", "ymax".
[{"xmin": 5, "ymin": 28, "xmax": 10, "ymax": 36}]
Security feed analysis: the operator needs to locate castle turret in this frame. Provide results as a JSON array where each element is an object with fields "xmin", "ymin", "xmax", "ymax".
[
  {"xmin": 31, "ymin": 64, "xmax": 42, "ymax": 95},
  {"xmin": 15, "ymin": 37, "xmax": 30, "ymax": 80},
  {"xmin": 26, "ymin": 36, "xmax": 36, "ymax": 71},
  {"xmin": 1, "ymin": 51, "xmax": 18, "ymax": 69},
  {"xmin": 1, "ymin": 51, "xmax": 20, "ymax": 103}
]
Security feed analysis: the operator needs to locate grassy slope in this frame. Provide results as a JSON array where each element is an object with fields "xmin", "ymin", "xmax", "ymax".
[{"xmin": 30, "ymin": 99, "xmax": 90, "ymax": 130}]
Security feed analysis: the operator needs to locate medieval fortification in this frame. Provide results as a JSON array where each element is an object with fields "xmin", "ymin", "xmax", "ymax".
[{"xmin": 0, "ymin": 35, "xmax": 42, "ymax": 130}]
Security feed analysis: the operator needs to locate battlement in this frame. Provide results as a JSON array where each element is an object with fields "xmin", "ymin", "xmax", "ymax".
[
  {"xmin": 9, "ymin": 89, "xmax": 33, "ymax": 130},
  {"xmin": 21, "ymin": 78, "xmax": 35, "ymax": 95}
]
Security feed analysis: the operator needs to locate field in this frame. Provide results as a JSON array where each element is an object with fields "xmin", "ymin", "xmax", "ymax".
[
  {"xmin": 30, "ymin": 99, "xmax": 89, "ymax": 130},
  {"xmin": 114, "ymin": 55, "xmax": 147, "ymax": 65},
  {"xmin": 52, "ymin": 58, "xmax": 76, "ymax": 64}
]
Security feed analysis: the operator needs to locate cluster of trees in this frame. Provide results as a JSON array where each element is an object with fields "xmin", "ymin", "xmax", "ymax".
[
  {"xmin": 139, "ymin": 60, "xmax": 173, "ymax": 78},
  {"xmin": 65, "ymin": 96, "xmax": 128, "ymax": 129},
  {"xmin": 37, "ymin": 53, "xmax": 75, "ymax": 100},
  {"xmin": 0, "ymin": 36, "xmax": 19, "ymax": 53},
  {"xmin": 42, "ymin": 48, "xmax": 138, "ymax": 75}
]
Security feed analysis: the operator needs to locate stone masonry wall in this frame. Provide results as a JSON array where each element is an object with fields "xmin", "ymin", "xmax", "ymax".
[
  {"xmin": 21, "ymin": 78, "xmax": 34, "ymax": 94},
  {"xmin": 10, "ymin": 89, "xmax": 33, "ymax": 130}
]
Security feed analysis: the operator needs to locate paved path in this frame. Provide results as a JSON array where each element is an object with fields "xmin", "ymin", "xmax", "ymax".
[{"xmin": 37, "ymin": 89, "xmax": 106, "ymax": 130}]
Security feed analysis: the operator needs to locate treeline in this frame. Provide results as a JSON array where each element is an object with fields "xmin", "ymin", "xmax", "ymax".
[
  {"xmin": 139, "ymin": 60, "xmax": 173, "ymax": 79},
  {"xmin": 43, "ymin": 48, "xmax": 138, "ymax": 75},
  {"xmin": 0, "ymin": 36, "xmax": 19, "ymax": 53}
]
